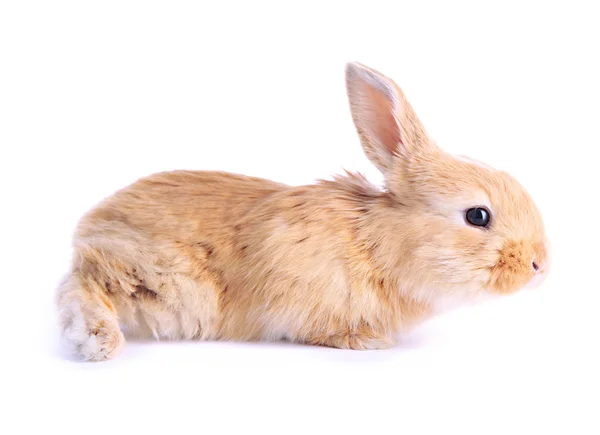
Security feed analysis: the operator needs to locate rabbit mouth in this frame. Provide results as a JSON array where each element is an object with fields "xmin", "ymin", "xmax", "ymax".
[{"xmin": 525, "ymin": 268, "xmax": 549, "ymax": 289}]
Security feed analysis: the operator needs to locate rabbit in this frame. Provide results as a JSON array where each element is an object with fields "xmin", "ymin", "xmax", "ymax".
[{"xmin": 56, "ymin": 62, "xmax": 549, "ymax": 361}]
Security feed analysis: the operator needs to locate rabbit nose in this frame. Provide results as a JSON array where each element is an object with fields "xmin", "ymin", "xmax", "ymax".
[
  {"xmin": 532, "ymin": 258, "xmax": 545, "ymax": 274},
  {"xmin": 527, "ymin": 257, "xmax": 548, "ymax": 288}
]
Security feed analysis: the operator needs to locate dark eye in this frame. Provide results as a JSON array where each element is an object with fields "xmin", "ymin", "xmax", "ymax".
[{"xmin": 466, "ymin": 207, "xmax": 491, "ymax": 228}]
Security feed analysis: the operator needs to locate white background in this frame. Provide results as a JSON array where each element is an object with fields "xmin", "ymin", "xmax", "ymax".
[{"xmin": 1, "ymin": 1, "xmax": 599, "ymax": 434}]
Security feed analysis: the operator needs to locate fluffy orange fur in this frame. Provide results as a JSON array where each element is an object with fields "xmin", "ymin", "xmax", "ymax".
[{"xmin": 56, "ymin": 62, "xmax": 549, "ymax": 360}]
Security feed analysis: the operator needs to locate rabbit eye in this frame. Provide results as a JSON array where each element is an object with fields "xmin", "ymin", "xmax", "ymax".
[{"xmin": 465, "ymin": 207, "xmax": 491, "ymax": 228}]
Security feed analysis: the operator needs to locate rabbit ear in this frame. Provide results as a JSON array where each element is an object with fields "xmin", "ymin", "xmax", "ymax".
[{"xmin": 345, "ymin": 62, "xmax": 430, "ymax": 173}]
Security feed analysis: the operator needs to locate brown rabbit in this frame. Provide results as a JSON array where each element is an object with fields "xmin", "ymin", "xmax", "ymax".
[{"xmin": 57, "ymin": 62, "xmax": 549, "ymax": 361}]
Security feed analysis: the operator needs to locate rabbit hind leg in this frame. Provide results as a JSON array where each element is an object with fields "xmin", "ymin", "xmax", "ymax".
[{"xmin": 57, "ymin": 271, "xmax": 125, "ymax": 361}]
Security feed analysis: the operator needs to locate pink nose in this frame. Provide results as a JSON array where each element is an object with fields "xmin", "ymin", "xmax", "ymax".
[
  {"xmin": 532, "ymin": 257, "xmax": 547, "ymax": 274},
  {"xmin": 531, "ymin": 241, "xmax": 550, "ymax": 280}
]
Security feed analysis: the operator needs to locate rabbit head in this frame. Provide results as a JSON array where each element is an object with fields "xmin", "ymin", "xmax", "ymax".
[{"xmin": 345, "ymin": 62, "xmax": 549, "ymax": 304}]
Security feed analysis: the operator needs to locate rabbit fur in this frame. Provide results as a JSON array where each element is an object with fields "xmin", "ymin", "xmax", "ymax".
[{"xmin": 56, "ymin": 62, "xmax": 549, "ymax": 361}]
